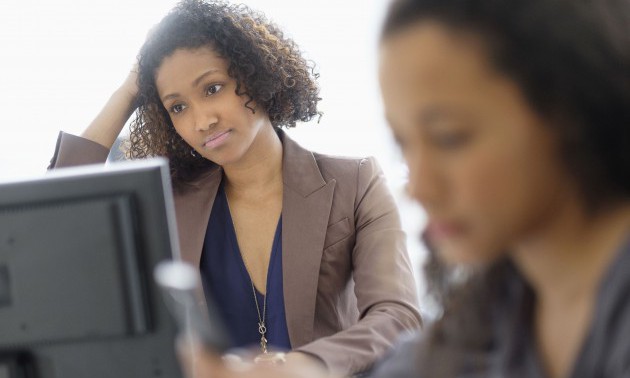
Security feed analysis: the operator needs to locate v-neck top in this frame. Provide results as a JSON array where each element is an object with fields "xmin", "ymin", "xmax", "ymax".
[{"xmin": 199, "ymin": 180, "xmax": 291, "ymax": 351}]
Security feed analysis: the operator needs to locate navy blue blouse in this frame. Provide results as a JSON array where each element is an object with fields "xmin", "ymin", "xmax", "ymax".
[{"xmin": 199, "ymin": 180, "xmax": 291, "ymax": 351}]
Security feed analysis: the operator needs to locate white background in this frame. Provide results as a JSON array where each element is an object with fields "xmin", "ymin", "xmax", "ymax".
[{"xmin": 0, "ymin": 0, "xmax": 430, "ymax": 313}]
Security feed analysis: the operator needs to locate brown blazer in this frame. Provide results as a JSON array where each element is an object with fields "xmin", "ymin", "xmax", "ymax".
[{"xmin": 50, "ymin": 130, "xmax": 422, "ymax": 375}]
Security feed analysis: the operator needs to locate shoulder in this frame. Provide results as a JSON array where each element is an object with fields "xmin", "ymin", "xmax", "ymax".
[
  {"xmin": 312, "ymin": 152, "xmax": 381, "ymax": 186},
  {"xmin": 590, "ymin": 234, "xmax": 630, "ymax": 375},
  {"xmin": 279, "ymin": 130, "xmax": 387, "ymax": 201}
]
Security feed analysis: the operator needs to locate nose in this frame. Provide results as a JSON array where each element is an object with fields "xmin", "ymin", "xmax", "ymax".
[
  {"xmin": 192, "ymin": 104, "xmax": 218, "ymax": 132},
  {"xmin": 405, "ymin": 150, "xmax": 444, "ymax": 211}
]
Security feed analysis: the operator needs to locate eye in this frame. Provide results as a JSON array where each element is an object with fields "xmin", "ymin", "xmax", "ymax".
[
  {"xmin": 432, "ymin": 131, "xmax": 471, "ymax": 149},
  {"xmin": 205, "ymin": 84, "xmax": 223, "ymax": 96},
  {"xmin": 169, "ymin": 103, "xmax": 186, "ymax": 114}
]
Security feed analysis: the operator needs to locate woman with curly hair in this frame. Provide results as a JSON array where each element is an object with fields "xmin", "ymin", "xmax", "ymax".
[
  {"xmin": 48, "ymin": 0, "xmax": 421, "ymax": 375},
  {"xmin": 178, "ymin": 0, "xmax": 630, "ymax": 377}
]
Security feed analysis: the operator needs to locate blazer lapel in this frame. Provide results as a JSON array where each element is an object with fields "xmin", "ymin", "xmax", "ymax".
[
  {"xmin": 280, "ymin": 131, "xmax": 336, "ymax": 348},
  {"xmin": 174, "ymin": 166, "xmax": 222, "ymax": 266},
  {"xmin": 173, "ymin": 131, "xmax": 334, "ymax": 348}
]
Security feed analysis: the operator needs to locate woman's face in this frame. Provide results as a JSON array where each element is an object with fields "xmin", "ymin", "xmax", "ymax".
[
  {"xmin": 155, "ymin": 45, "xmax": 271, "ymax": 166},
  {"xmin": 379, "ymin": 22, "xmax": 572, "ymax": 265}
]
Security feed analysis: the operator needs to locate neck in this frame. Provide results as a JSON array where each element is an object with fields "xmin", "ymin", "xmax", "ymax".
[
  {"xmin": 512, "ymin": 197, "xmax": 630, "ymax": 307},
  {"xmin": 222, "ymin": 124, "xmax": 283, "ymax": 197}
]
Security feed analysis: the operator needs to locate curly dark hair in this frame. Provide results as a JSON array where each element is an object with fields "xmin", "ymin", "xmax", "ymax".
[
  {"xmin": 126, "ymin": 0, "xmax": 321, "ymax": 188},
  {"xmin": 382, "ymin": 0, "xmax": 630, "ymax": 375}
]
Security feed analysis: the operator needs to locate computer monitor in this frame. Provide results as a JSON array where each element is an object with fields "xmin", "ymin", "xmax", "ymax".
[{"xmin": 0, "ymin": 158, "xmax": 184, "ymax": 378}]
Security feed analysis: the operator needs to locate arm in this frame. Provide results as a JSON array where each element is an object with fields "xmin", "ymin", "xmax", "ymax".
[
  {"xmin": 295, "ymin": 157, "xmax": 422, "ymax": 375},
  {"xmin": 48, "ymin": 68, "xmax": 139, "ymax": 169},
  {"xmin": 176, "ymin": 334, "xmax": 425, "ymax": 378},
  {"xmin": 178, "ymin": 341, "xmax": 342, "ymax": 378}
]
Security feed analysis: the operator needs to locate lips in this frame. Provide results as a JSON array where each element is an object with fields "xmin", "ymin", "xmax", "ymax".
[
  {"xmin": 203, "ymin": 130, "xmax": 231, "ymax": 149},
  {"xmin": 426, "ymin": 219, "xmax": 466, "ymax": 240}
]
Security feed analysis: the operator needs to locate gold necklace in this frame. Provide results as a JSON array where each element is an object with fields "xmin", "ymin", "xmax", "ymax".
[{"xmin": 226, "ymin": 192, "xmax": 269, "ymax": 354}]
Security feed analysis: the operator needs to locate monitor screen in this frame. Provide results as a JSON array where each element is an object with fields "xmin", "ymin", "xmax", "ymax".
[{"xmin": 0, "ymin": 158, "xmax": 184, "ymax": 378}]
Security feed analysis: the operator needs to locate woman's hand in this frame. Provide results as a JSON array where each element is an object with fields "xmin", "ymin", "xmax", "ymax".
[
  {"xmin": 284, "ymin": 352, "xmax": 328, "ymax": 374},
  {"xmin": 80, "ymin": 64, "xmax": 140, "ymax": 149},
  {"xmin": 177, "ymin": 340, "xmax": 336, "ymax": 378},
  {"xmin": 119, "ymin": 63, "xmax": 139, "ymax": 101}
]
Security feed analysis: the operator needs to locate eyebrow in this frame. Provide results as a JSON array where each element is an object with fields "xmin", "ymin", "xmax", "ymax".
[
  {"xmin": 160, "ymin": 69, "xmax": 220, "ymax": 103},
  {"xmin": 385, "ymin": 106, "xmax": 455, "ymax": 129},
  {"xmin": 192, "ymin": 69, "xmax": 219, "ymax": 88}
]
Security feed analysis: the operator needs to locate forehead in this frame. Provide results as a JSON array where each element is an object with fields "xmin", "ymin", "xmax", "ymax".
[
  {"xmin": 379, "ymin": 23, "xmax": 507, "ymax": 124},
  {"xmin": 155, "ymin": 46, "xmax": 228, "ymax": 91},
  {"xmin": 380, "ymin": 22, "xmax": 495, "ymax": 94}
]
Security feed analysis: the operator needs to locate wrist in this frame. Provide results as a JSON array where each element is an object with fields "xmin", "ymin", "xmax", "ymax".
[
  {"xmin": 111, "ymin": 86, "xmax": 139, "ymax": 119},
  {"xmin": 115, "ymin": 85, "xmax": 137, "ymax": 105},
  {"xmin": 284, "ymin": 352, "xmax": 327, "ymax": 373},
  {"xmin": 116, "ymin": 69, "xmax": 139, "ymax": 108}
]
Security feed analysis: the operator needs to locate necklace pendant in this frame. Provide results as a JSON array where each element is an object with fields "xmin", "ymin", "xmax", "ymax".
[{"xmin": 260, "ymin": 336, "xmax": 268, "ymax": 354}]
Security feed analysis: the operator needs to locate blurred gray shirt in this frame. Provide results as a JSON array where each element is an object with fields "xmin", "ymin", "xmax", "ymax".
[{"xmin": 371, "ymin": 235, "xmax": 630, "ymax": 377}]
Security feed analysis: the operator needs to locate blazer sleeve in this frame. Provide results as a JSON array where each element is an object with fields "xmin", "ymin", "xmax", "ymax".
[
  {"xmin": 295, "ymin": 157, "xmax": 423, "ymax": 374},
  {"xmin": 48, "ymin": 131, "xmax": 110, "ymax": 169}
]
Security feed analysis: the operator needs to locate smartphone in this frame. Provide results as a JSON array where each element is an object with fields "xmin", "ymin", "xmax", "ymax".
[{"xmin": 154, "ymin": 260, "xmax": 232, "ymax": 353}]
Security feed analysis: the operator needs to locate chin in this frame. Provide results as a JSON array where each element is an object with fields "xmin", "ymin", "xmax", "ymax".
[
  {"xmin": 433, "ymin": 237, "xmax": 505, "ymax": 268},
  {"xmin": 205, "ymin": 150, "xmax": 244, "ymax": 167}
]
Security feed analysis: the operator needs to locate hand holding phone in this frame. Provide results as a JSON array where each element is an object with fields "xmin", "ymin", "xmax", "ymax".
[{"xmin": 154, "ymin": 260, "xmax": 233, "ymax": 354}]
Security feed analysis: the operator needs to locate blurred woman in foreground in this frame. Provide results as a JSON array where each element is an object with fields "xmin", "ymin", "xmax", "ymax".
[{"xmin": 182, "ymin": 0, "xmax": 630, "ymax": 376}]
